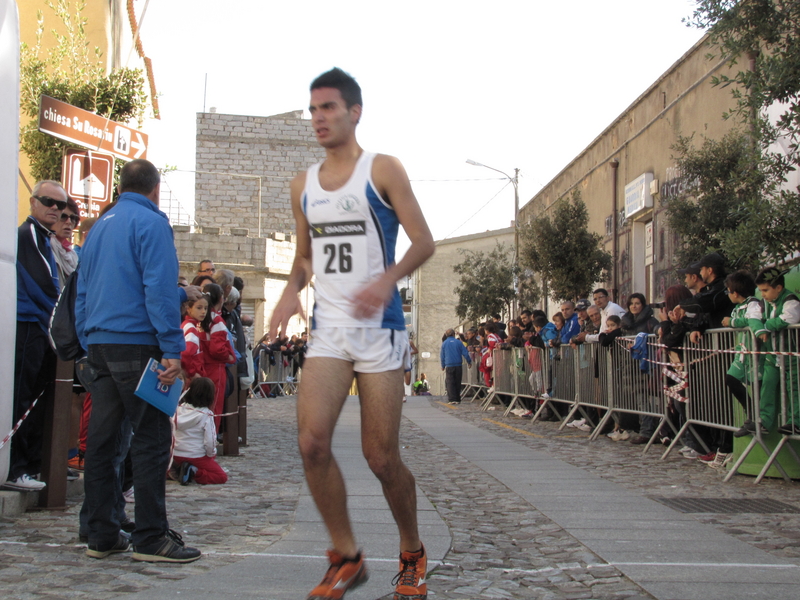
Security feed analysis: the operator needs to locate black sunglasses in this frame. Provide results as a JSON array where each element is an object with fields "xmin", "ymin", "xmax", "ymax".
[
  {"xmin": 33, "ymin": 195, "xmax": 67, "ymax": 211},
  {"xmin": 59, "ymin": 213, "xmax": 80, "ymax": 225}
]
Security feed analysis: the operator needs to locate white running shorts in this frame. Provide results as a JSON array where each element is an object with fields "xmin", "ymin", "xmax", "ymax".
[{"xmin": 306, "ymin": 328, "xmax": 410, "ymax": 374}]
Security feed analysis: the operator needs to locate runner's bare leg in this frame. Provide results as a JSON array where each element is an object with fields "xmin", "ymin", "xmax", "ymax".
[
  {"xmin": 357, "ymin": 368, "xmax": 421, "ymax": 552},
  {"xmin": 297, "ymin": 357, "xmax": 358, "ymax": 557}
]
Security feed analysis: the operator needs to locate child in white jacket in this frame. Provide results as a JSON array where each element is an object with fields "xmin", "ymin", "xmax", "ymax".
[{"xmin": 173, "ymin": 377, "xmax": 227, "ymax": 485}]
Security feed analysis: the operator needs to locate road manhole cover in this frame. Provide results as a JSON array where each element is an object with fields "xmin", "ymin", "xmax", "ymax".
[{"xmin": 650, "ymin": 497, "xmax": 800, "ymax": 514}]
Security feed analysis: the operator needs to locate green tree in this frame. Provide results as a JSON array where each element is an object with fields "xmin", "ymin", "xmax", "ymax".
[
  {"xmin": 675, "ymin": 1, "xmax": 800, "ymax": 269},
  {"xmin": 20, "ymin": 0, "xmax": 150, "ymax": 182},
  {"xmin": 665, "ymin": 129, "xmax": 783, "ymax": 270},
  {"xmin": 687, "ymin": 0, "xmax": 800, "ymax": 145},
  {"xmin": 453, "ymin": 243, "xmax": 516, "ymax": 323},
  {"xmin": 519, "ymin": 191, "xmax": 611, "ymax": 302}
]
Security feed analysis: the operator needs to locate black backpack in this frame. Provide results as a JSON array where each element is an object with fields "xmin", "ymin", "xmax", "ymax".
[{"xmin": 49, "ymin": 266, "xmax": 84, "ymax": 361}]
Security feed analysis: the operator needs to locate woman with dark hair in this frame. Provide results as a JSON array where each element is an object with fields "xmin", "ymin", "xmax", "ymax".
[
  {"xmin": 615, "ymin": 292, "xmax": 660, "ymax": 444},
  {"xmin": 191, "ymin": 274, "xmax": 215, "ymax": 287},
  {"xmin": 52, "ymin": 197, "xmax": 81, "ymax": 289},
  {"xmin": 621, "ymin": 292, "xmax": 659, "ymax": 336}
]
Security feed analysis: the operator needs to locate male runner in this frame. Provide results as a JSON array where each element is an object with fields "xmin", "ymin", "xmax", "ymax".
[{"xmin": 269, "ymin": 68, "xmax": 435, "ymax": 600}]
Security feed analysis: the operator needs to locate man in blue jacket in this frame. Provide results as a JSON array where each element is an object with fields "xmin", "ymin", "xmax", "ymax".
[
  {"xmin": 440, "ymin": 328, "xmax": 472, "ymax": 404},
  {"xmin": 76, "ymin": 159, "xmax": 200, "ymax": 564}
]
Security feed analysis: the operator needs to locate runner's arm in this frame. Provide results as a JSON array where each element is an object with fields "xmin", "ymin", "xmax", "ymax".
[{"xmin": 269, "ymin": 174, "xmax": 313, "ymax": 338}]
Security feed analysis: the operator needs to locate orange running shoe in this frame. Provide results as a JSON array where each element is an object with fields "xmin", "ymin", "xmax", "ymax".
[
  {"xmin": 68, "ymin": 454, "xmax": 85, "ymax": 472},
  {"xmin": 393, "ymin": 544, "xmax": 427, "ymax": 600},
  {"xmin": 307, "ymin": 549, "xmax": 368, "ymax": 600}
]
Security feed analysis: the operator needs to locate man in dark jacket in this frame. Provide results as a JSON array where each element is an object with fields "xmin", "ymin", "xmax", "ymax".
[
  {"xmin": 677, "ymin": 252, "xmax": 734, "ymax": 343},
  {"xmin": 440, "ymin": 329, "xmax": 472, "ymax": 404},
  {"xmin": 4, "ymin": 182, "xmax": 66, "ymax": 491}
]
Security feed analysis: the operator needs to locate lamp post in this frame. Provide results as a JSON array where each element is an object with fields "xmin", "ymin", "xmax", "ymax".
[{"xmin": 466, "ymin": 159, "xmax": 520, "ymax": 316}]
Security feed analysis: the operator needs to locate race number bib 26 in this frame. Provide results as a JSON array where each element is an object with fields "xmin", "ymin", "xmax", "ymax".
[{"xmin": 310, "ymin": 221, "xmax": 369, "ymax": 283}]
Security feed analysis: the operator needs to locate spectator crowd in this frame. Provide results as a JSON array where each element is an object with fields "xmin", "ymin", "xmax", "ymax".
[{"xmin": 440, "ymin": 252, "xmax": 800, "ymax": 472}]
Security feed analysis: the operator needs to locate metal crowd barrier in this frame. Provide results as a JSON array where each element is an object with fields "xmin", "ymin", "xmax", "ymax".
[
  {"xmin": 512, "ymin": 346, "xmax": 547, "ymax": 415},
  {"xmin": 460, "ymin": 350, "xmax": 485, "ymax": 403},
  {"xmin": 469, "ymin": 346, "xmax": 549, "ymax": 415},
  {"xmin": 480, "ymin": 348, "xmax": 506, "ymax": 410},
  {"xmin": 529, "ymin": 345, "xmax": 574, "ymax": 425},
  {"xmin": 256, "ymin": 349, "xmax": 301, "ymax": 396},
  {"xmin": 563, "ymin": 343, "xmax": 613, "ymax": 435},
  {"xmin": 598, "ymin": 337, "xmax": 676, "ymax": 450},
  {"xmin": 663, "ymin": 327, "xmax": 789, "ymax": 481},
  {"xmin": 449, "ymin": 324, "xmax": 800, "ymax": 483}
]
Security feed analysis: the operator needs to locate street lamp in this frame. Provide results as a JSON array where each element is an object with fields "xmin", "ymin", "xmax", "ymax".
[{"xmin": 466, "ymin": 159, "xmax": 520, "ymax": 315}]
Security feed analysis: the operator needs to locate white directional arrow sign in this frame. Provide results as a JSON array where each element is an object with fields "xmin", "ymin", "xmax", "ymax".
[{"xmin": 131, "ymin": 132, "xmax": 147, "ymax": 159}]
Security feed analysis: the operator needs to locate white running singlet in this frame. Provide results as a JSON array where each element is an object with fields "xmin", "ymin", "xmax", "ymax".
[{"xmin": 302, "ymin": 151, "xmax": 405, "ymax": 330}]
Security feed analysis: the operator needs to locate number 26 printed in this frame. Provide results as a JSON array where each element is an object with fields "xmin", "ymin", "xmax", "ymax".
[{"xmin": 323, "ymin": 243, "xmax": 353, "ymax": 274}]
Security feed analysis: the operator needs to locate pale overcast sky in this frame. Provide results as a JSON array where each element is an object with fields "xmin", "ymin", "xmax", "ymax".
[{"xmin": 139, "ymin": 0, "xmax": 707, "ymax": 255}]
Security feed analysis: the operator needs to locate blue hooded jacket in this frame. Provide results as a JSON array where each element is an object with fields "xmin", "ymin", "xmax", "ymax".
[
  {"xmin": 440, "ymin": 335, "xmax": 472, "ymax": 368},
  {"xmin": 75, "ymin": 192, "xmax": 185, "ymax": 358}
]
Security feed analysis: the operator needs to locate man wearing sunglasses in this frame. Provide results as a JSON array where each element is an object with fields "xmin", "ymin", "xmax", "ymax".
[{"xmin": 4, "ymin": 181, "xmax": 67, "ymax": 492}]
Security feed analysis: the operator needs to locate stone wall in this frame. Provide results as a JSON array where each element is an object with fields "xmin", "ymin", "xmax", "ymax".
[
  {"xmin": 187, "ymin": 109, "xmax": 325, "ymax": 341},
  {"xmin": 195, "ymin": 110, "xmax": 326, "ymax": 235},
  {"xmin": 174, "ymin": 228, "xmax": 311, "ymax": 341},
  {"xmin": 415, "ymin": 228, "xmax": 514, "ymax": 395}
]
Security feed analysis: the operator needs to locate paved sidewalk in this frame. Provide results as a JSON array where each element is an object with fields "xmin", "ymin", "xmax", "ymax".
[
  {"xmin": 2, "ymin": 394, "xmax": 800, "ymax": 599},
  {"xmin": 403, "ymin": 401, "xmax": 800, "ymax": 599}
]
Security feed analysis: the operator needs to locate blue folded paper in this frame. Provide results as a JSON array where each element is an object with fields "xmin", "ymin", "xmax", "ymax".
[{"xmin": 134, "ymin": 358, "xmax": 182, "ymax": 416}]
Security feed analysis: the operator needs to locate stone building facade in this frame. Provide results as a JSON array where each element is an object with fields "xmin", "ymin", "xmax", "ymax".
[
  {"xmin": 519, "ymin": 34, "xmax": 741, "ymax": 308},
  {"xmin": 414, "ymin": 228, "xmax": 514, "ymax": 395},
  {"xmin": 194, "ymin": 110, "xmax": 325, "ymax": 236},
  {"xmin": 184, "ymin": 110, "xmax": 325, "ymax": 340}
]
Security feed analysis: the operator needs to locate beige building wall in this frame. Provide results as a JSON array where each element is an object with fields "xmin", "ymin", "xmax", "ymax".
[
  {"xmin": 415, "ymin": 227, "xmax": 514, "ymax": 395},
  {"xmin": 519, "ymin": 35, "xmax": 742, "ymax": 307}
]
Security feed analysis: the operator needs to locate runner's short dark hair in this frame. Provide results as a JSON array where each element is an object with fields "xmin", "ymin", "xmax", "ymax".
[{"xmin": 311, "ymin": 67, "xmax": 362, "ymax": 109}]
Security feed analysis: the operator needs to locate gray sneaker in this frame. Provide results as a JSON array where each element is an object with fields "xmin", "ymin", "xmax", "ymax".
[{"xmin": 132, "ymin": 529, "xmax": 201, "ymax": 563}]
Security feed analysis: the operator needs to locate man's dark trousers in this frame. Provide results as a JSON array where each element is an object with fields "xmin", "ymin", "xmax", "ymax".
[
  {"xmin": 9, "ymin": 321, "xmax": 56, "ymax": 480},
  {"xmin": 445, "ymin": 366, "xmax": 463, "ymax": 404},
  {"xmin": 84, "ymin": 344, "xmax": 171, "ymax": 548}
]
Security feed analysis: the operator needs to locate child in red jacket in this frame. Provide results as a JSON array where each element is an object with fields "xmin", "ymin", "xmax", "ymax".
[
  {"xmin": 181, "ymin": 295, "xmax": 209, "ymax": 386},
  {"xmin": 201, "ymin": 284, "xmax": 235, "ymax": 429}
]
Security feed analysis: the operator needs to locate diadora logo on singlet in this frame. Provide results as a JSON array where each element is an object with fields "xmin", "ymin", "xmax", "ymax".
[
  {"xmin": 310, "ymin": 221, "xmax": 367, "ymax": 237},
  {"xmin": 310, "ymin": 198, "xmax": 330, "ymax": 207},
  {"xmin": 336, "ymin": 194, "xmax": 360, "ymax": 213}
]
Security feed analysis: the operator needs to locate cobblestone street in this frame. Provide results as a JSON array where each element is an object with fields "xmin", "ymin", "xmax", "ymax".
[{"xmin": 2, "ymin": 395, "xmax": 800, "ymax": 599}]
